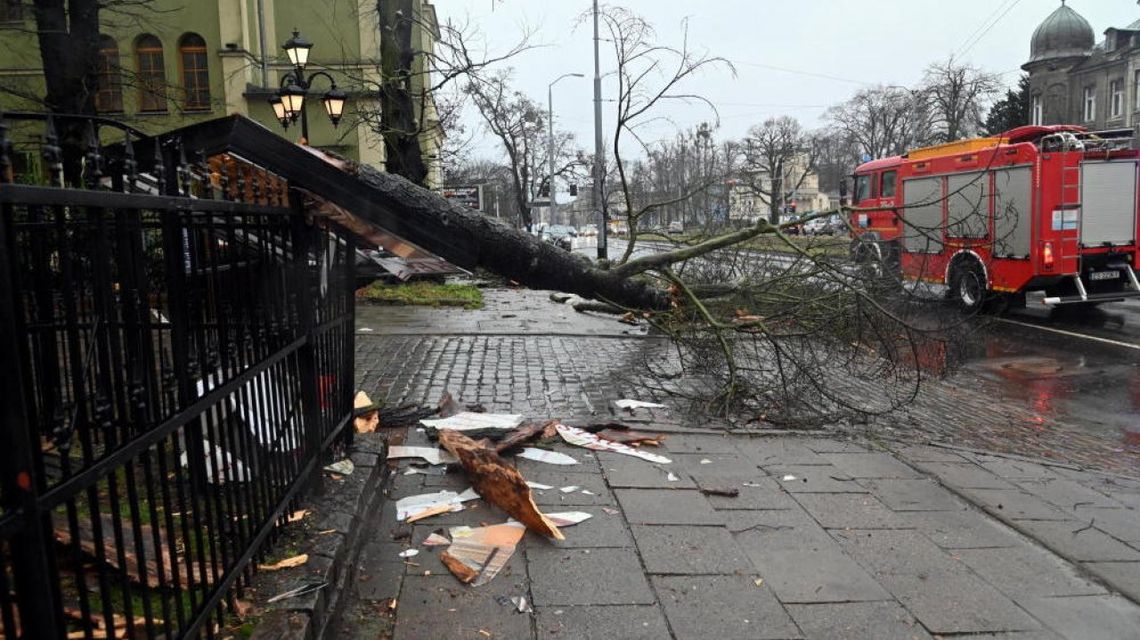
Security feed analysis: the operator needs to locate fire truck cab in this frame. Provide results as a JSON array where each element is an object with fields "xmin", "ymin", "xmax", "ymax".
[{"xmin": 851, "ymin": 125, "xmax": 1140, "ymax": 311}]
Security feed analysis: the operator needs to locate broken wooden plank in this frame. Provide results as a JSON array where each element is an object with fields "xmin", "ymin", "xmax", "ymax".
[
  {"xmin": 437, "ymin": 430, "xmax": 564, "ymax": 540},
  {"xmin": 492, "ymin": 420, "xmax": 554, "ymax": 454},
  {"xmin": 439, "ymin": 550, "xmax": 478, "ymax": 584}
]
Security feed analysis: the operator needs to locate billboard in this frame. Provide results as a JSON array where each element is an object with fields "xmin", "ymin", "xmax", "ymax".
[{"xmin": 439, "ymin": 185, "xmax": 484, "ymax": 211}]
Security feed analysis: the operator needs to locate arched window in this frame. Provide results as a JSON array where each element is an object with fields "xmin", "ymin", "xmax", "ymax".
[
  {"xmin": 135, "ymin": 34, "xmax": 167, "ymax": 112},
  {"xmin": 178, "ymin": 33, "xmax": 210, "ymax": 111},
  {"xmin": 95, "ymin": 35, "xmax": 123, "ymax": 114}
]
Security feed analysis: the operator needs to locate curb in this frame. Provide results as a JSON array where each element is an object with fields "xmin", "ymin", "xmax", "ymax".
[{"xmin": 250, "ymin": 434, "xmax": 388, "ymax": 640}]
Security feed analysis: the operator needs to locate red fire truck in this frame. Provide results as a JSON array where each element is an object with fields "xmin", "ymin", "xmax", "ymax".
[{"xmin": 850, "ymin": 125, "xmax": 1140, "ymax": 312}]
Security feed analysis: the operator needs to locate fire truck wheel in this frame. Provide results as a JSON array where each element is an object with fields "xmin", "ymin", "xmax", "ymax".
[{"xmin": 950, "ymin": 260, "xmax": 987, "ymax": 313}]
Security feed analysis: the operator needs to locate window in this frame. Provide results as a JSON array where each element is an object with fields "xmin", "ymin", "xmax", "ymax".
[
  {"xmin": 1031, "ymin": 94, "xmax": 1042, "ymax": 125},
  {"xmin": 94, "ymin": 35, "xmax": 123, "ymax": 114},
  {"xmin": 0, "ymin": 0, "xmax": 23, "ymax": 23},
  {"xmin": 178, "ymin": 33, "xmax": 210, "ymax": 111},
  {"xmin": 135, "ymin": 34, "xmax": 167, "ymax": 112},
  {"xmin": 1110, "ymin": 79, "xmax": 1123, "ymax": 119},
  {"xmin": 1135, "ymin": 70, "xmax": 1140, "ymax": 111},
  {"xmin": 854, "ymin": 174, "xmax": 871, "ymax": 202},
  {"xmin": 1083, "ymin": 86, "xmax": 1096, "ymax": 122},
  {"xmin": 881, "ymin": 170, "xmax": 897, "ymax": 198}
]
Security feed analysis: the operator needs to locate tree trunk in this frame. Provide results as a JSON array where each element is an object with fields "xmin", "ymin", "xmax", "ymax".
[
  {"xmin": 34, "ymin": 0, "xmax": 101, "ymax": 185},
  {"xmin": 378, "ymin": 0, "xmax": 429, "ymax": 186},
  {"xmin": 351, "ymin": 162, "xmax": 667, "ymax": 310}
]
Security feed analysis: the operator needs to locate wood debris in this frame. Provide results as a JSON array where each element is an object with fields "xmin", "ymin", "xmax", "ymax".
[
  {"xmin": 596, "ymin": 428, "xmax": 665, "ymax": 447},
  {"xmin": 258, "ymin": 553, "xmax": 309, "ymax": 571},
  {"xmin": 354, "ymin": 391, "xmax": 380, "ymax": 433},
  {"xmin": 437, "ymin": 430, "xmax": 564, "ymax": 540},
  {"xmin": 439, "ymin": 550, "xmax": 478, "ymax": 583}
]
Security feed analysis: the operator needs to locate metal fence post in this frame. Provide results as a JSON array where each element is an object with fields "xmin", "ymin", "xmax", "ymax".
[
  {"xmin": 291, "ymin": 189, "xmax": 324, "ymax": 494},
  {"xmin": 0, "ymin": 113, "xmax": 64, "ymax": 639}
]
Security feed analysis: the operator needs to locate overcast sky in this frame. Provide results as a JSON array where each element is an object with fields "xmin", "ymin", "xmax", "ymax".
[{"xmin": 435, "ymin": 0, "xmax": 1140, "ymax": 161}]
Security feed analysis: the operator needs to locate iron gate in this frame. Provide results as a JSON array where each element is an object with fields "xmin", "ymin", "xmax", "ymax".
[{"xmin": 0, "ymin": 113, "xmax": 355, "ymax": 638}]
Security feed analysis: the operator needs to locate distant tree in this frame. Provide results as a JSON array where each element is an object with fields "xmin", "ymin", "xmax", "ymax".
[
  {"xmin": 921, "ymin": 58, "xmax": 1001, "ymax": 142},
  {"xmin": 984, "ymin": 74, "xmax": 1030, "ymax": 135},
  {"xmin": 742, "ymin": 116, "xmax": 812, "ymax": 224},
  {"xmin": 808, "ymin": 129, "xmax": 860, "ymax": 195},
  {"xmin": 826, "ymin": 86, "xmax": 925, "ymax": 161},
  {"xmin": 465, "ymin": 71, "xmax": 584, "ymax": 230}
]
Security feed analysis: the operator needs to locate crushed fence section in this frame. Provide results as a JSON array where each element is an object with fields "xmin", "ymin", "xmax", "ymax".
[{"xmin": 0, "ymin": 113, "xmax": 355, "ymax": 639}]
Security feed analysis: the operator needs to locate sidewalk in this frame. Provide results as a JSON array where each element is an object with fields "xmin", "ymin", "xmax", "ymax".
[{"xmin": 339, "ymin": 288, "xmax": 1140, "ymax": 639}]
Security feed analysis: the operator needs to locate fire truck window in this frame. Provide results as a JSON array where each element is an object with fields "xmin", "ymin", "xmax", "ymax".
[
  {"xmin": 855, "ymin": 175, "xmax": 871, "ymax": 202},
  {"xmin": 881, "ymin": 171, "xmax": 897, "ymax": 198}
]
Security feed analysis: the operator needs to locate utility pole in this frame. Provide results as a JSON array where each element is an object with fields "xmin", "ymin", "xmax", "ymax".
[{"xmin": 593, "ymin": 0, "xmax": 607, "ymax": 261}]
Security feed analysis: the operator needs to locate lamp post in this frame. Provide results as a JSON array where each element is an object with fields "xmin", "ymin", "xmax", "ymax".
[
  {"xmin": 269, "ymin": 29, "xmax": 348, "ymax": 144},
  {"xmin": 547, "ymin": 73, "xmax": 583, "ymax": 227},
  {"xmin": 593, "ymin": 0, "xmax": 607, "ymax": 260}
]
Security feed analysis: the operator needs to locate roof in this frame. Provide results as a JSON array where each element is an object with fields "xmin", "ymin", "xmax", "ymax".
[{"xmin": 1028, "ymin": 2, "xmax": 1094, "ymax": 64}]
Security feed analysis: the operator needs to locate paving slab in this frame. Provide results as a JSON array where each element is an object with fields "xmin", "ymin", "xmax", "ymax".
[
  {"xmin": 909, "ymin": 461, "xmax": 1019, "ymax": 489},
  {"xmin": 785, "ymin": 601, "xmax": 932, "ymax": 640},
  {"xmin": 527, "ymin": 547, "xmax": 655, "ymax": 606},
  {"xmin": 954, "ymin": 546, "xmax": 1107, "ymax": 598},
  {"xmin": 791, "ymin": 493, "xmax": 909, "ymax": 530},
  {"xmin": 764, "ymin": 466, "xmax": 866, "ymax": 493},
  {"xmin": 956, "ymin": 488, "xmax": 1074, "ymax": 521},
  {"xmin": 515, "ymin": 447, "xmax": 602, "ymax": 475},
  {"xmin": 533, "ymin": 605, "xmax": 671, "ymax": 640},
  {"xmin": 739, "ymin": 440, "xmax": 833, "ymax": 466},
  {"xmin": 1082, "ymin": 561, "xmax": 1140, "ymax": 602},
  {"xmin": 598, "ymin": 454, "xmax": 696, "ymax": 488},
  {"xmin": 615, "ymin": 488, "xmax": 723, "ymax": 525},
  {"xmin": 652, "ymin": 575, "xmax": 802, "ymax": 640},
  {"xmin": 973, "ymin": 455, "xmax": 1065, "ymax": 480},
  {"xmin": 745, "ymin": 545, "xmax": 893, "ymax": 604},
  {"xmin": 891, "ymin": 443, "xmax": 969, "ymax": 463},
  {"xmin": 726, "ymin": 507, "xmax": 834, "ymax": 548},
  {"xmin": 794, "ymin": 438, "xmax": 869, "ymax": 454},
  {"xmin": 1013, "ymin": 477, "xmax": 1125, "ymax": 511},
  {"xmin": 820, "ymin": 453, "xmax": 923, "ymax": 479},
  {"xmin": 830, "ymin": 530, "xmax": 1040, "ymax": 634},
  {"xmin": 530, "ymin": 508, "xmax": 635, "ymax": 548},
  {"xmin": 392, "ymin": 574, "xmax": 533, "ymax": 640},
  {"xmin": 631, "ymin": 525, "xmax": 751, "ymax": 575},
  {"xmin": 1073, "ymin": 506, "xmax": 1140, "ymax": 543},
  {"xmin": 671, "ymin": 452, "xmax": 768, "ymax": 481},
  {"xmin": 1015, "ymin": 520, "xmax": 1140, "ymax": 562},
  {"xmin": 661, "ymin": 433, "xmax": 744, "ymax": 454},
  {"xmin": 525, "ymin": 471, "xmax": 615, "ymax": 507},
  {"xmin": 1017, "ymin": 595, "xmax": 1140, "ymax": 640},
  {"xmin": 685, "ymin": 475, "xmax": 793, "ymax": 510},
  {"xmin": 858, "ymin": 478, "xmax": 965, "ymax": 511},
  {"xmin": 899, "ymin": 509, "xmax": 1022, "ymax": 549}
]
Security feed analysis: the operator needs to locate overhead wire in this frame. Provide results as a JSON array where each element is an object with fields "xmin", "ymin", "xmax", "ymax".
[{"xmin": 955, "ymin": 0, "xmax": 1026, "ymax": 60}]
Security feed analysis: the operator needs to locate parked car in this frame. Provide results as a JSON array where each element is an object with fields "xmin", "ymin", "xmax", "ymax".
[
  {"xmin": 802, "ymin": 216, "xmax": 829, "ymax": 235},
  {"xmin": 542, "ymin": 225, "xmax": 577, "ymax": 251},
  {"xmin": 579, "ymin": 224, "xmax": 598, "ymax": 237},
  {"xmin": 667, "ymin": 221, "xmax": 684, "ymax": 235}
]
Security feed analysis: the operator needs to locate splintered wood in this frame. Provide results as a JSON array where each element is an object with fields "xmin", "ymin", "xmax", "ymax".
[{"xmin": 437, "ymin": 430, "xmax": 564, "ymax": 540}]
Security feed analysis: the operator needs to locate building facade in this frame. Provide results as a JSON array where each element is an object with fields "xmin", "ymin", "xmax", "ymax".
[
  {"xmin": 1024, "ymin": 2, "xmax": 1140, "ymax": 132},
  {"xmin": 0, "ymin": 0, "xmax": 441, "ymax": 185},
  {"xmin": 727, "ymin": 154, "xmax": 830, "ymax": 224}
]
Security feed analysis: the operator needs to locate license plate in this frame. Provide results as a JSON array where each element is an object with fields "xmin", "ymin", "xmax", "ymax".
[{"xmin": 1089, "ymin": 270, "xmax": 1120, "ymax": 281}]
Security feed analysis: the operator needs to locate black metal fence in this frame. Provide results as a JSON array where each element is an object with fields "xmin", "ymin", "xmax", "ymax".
[{"xmin": 0, "ymin": 113, "xmax": 355, "ymax": 638}]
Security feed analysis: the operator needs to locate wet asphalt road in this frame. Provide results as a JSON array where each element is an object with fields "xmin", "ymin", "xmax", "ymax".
[{"xmin": 576, "ymin": 238, "xmax": 1140, "ymax": 462}]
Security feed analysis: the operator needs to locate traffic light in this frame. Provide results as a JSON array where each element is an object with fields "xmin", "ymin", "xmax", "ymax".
[
  {"xmin": 539, "ymin": 184, "xmax": 550, "ymax": 198},
  {"xmin": 569, "ymin": 184, "xmax": 578, "ymax": 196}
]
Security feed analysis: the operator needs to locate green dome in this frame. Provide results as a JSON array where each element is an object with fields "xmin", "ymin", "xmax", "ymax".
[{"xmin": 1029, "ymin": 2, "xmax": 1094, "ymax": 63}]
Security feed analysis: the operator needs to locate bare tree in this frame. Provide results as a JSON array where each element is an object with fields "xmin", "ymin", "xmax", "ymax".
[
  {"xmin": 922, "ymin": 57, "xmax": 1001, "ymax": 142},
  {"xmin": 742, "ymin": 116, "xmax": 813, "ymax": 224},
  {"xmin": 826, "ymin": 86, "xmax": 929, "ymax": 160},
  {"xmin": 592, "ymin": 6, "xmax": 734, "ymax": 263},
  {"xmin": 465, "ymin": 71, "xmax": 585, "ymax": 230}
]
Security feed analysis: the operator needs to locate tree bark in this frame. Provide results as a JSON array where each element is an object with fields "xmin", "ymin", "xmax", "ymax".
[
  {"xmin": 34, "ymin": 0, "xmax": 101, "ymax": 184},
  {"xmin": 378, "ymin": 0, "xmax": 429, "ymax": 186},
  {"xmin": 351, "ymin": 162, "xmax": 669, "ymax": 310}
]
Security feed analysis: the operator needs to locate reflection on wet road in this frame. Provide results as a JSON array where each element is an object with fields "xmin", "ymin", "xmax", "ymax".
[{"xmin": 579, "ymin": 238, "xmax": 1140, "ymax": 475}]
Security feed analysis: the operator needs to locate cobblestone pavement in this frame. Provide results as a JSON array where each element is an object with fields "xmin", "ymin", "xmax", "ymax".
[{"xmin": 336, "ymin": 289, "xmax": 1140, "ymax": 639}]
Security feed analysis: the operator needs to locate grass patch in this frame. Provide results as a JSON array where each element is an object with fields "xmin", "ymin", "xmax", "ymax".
[
  {"xmin": 356, "ymin": 281, "xmax": 484, "ymax": 309},
  {"xmin": 634, "ymin": 232, "xmax": 848, "ymax": 258}
]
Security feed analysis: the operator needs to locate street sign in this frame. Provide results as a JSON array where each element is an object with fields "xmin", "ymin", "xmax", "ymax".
[{"xmin": 439, "ymin": 185, "xmax": 484, "ymax": 211}]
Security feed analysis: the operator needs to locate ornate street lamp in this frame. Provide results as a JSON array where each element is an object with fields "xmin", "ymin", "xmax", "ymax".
[{"xmin": 271, "ymin": 29, "xmax": 350, "ymax": 143}]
